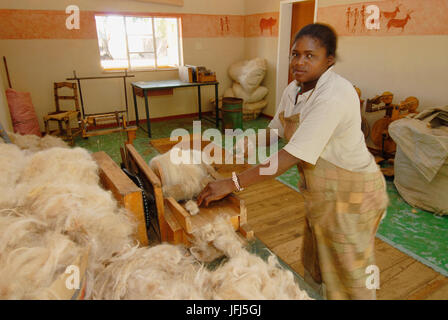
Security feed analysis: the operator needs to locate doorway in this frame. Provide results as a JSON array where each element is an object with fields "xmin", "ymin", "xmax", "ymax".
[
  {"xmin": 288, "ymin": 1, "xmax": 316, "ymax": 83},
  {"xmin": 276, "ymin": 0, "xmax": 317, "ymax": 108}
]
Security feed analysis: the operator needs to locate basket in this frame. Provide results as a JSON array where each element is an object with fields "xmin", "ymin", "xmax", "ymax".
[
  {"xmin": 210, "ymin": 97, "xmax": 265, "ymax": 121},
  {"xmin": 243, "ymin": 108, "xmax": 263, "ymax": 121}
]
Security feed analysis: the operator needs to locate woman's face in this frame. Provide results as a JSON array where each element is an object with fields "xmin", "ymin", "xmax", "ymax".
[{"xmin": 290, "ymin": 36, "xmax": 334, "ymax": 85}]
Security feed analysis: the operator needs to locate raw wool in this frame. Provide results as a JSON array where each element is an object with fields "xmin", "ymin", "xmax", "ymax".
[
  {"xmin": 149, "ymin": 147, "xmax": 214, "ymax": 201},
  {"xmin": 193, "ymin": 216, "xmax": 312, "ymax": 300},
  {"xmin": 19, "ymin": 147, "xmax": 99, "ymax": 187},
  {"xmin": 8, "ymin": 132, "xmax": 69, "ymax": 153},
  {"xmin": 185, "ymin": 200, "xmax": 200, "ymax": 216},
  {"xmin": 92, "ymin": 244, "xmax": 209, "ymax": 300},
  {"xmin": 209, "ymin": 251, "xmax": 310, "ymax": 300},
  {"xmin": 0, "ymin": 143, "xmax": 28, "ymax": 208},
  {"xmin": 92, "ymin": 216, "xmax": 312, "ymax": 300},
  {"xmin": 0, "ymin": 209, "xmax": 83, "ymax": 300},
  {"xmin": 0, "ymin": 143, "xmax": 136, "ymax": 299},
  {"xmin": 15, "ymin": 182, "xmax": 136, "ymax": 277}
]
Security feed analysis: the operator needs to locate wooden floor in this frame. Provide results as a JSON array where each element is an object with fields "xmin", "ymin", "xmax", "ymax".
[{"xmin": 238, "ymin": 179, "xmax": 448, "ymax": 300}]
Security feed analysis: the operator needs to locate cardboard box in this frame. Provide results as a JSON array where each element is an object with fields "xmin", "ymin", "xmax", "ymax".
[{"xmin": 178, "ymin": 65, "xmax": 194, "ymax": 83}]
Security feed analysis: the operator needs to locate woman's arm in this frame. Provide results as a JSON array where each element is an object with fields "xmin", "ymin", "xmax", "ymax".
[{"xmin": 197, "ymin": 149, "xmax": 301, "ymax": 207}]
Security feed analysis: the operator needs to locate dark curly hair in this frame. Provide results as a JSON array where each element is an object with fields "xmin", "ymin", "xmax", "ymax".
[{"xmin": 293, "ymin": 23, "xmax": 337, "ymax": 58}]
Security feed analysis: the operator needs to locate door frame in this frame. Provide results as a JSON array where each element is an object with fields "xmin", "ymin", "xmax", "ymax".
[{"xmin": 275, "ymin": 0, "xmax": 318, "ymax": 108}]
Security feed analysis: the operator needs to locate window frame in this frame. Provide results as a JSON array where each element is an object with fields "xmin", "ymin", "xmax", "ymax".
[{"xmin": 94, "ymin": 14, "xmax": 183, "ymax": 72}]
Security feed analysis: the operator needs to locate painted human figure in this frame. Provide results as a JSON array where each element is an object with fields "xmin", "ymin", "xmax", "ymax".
[
  {"xmin": 360, "ymin": 5, "xmax": 366, "ymax": 32},
  {"xmin": 346, "ymin": 7, "xmax": 351, "ymax": 31},
  {"xmin": 352, "ymin": 8, "xmax": 359, "ymax": 33}
]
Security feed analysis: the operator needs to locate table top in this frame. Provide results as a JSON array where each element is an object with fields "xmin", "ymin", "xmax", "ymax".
[{"xmin": 131, "ymin": 79, "xmax": 218, "ymax": 90}]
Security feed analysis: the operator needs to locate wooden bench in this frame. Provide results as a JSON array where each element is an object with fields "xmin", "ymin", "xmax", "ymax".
[{"xmin": 92, "ymin": 151, "xmax": 149, "ymax": 246}]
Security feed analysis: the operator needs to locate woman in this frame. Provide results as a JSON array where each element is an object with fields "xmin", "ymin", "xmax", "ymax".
[{"xmin": 197, "ymin": 23, "xmax": 388, "ymax": 300}]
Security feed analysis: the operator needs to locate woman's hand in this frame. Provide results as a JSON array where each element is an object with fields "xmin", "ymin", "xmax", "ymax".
[{"xmin": 197, "ymin": 178, "xmax": 236, "ymax": 207}]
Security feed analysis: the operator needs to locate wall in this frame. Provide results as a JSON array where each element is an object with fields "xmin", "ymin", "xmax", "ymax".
[
  {"xmin": 0, "ymin": 0, "xmax": 246, "ymax": 131},
  {"xmin": 2, "ymin": 0, "xmax": 446, "ymax": 132},
  {"xmin": 316, "ymin": 0, "xmax": 448, "ymax": 147},
  {"xmin": 244, "ymin": 0, "xmax": 282, "ymax": 117},
  {"xmin": 0, "ymin": 71, "xmax": 12, "ymax": 131}
]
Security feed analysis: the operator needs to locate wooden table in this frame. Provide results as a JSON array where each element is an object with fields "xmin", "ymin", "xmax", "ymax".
[{"xmin": 131, "ymin": 80, "xmax": 220, "ymax": 138}]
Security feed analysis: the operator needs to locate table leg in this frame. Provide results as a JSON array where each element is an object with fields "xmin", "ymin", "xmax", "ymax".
[
  {"xmin": 215, "ymin": 83, "xmax": 219, "ymax": 129},
  {"xmin": 144, "ymin": 89, "xmax": 151, "ymax": 138},
  {"xmin": 132, "ymin": 86, "xmax": 139, "ymax": 128},
  {"xmin": 197, "ymin": 86, "xmax": 202, "ymax": 120}
]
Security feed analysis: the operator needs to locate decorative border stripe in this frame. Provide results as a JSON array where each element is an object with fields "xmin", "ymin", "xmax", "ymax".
[{"xmin": 0, "ymin": 9, "xmax": 280, "ymax": 39}]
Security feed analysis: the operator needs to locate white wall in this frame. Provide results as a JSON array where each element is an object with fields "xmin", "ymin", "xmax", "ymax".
[{"xmin": 0, "ymin": 79, "xmax": 12, "ymax": 132}]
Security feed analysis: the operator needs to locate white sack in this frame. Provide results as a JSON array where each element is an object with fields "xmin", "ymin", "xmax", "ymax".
[
  {"xmin": 228, "ymin": 58, "xmax": 267, "ymax": 93},
  {"xmin": 232, "ymin": 83, "xmax": 268, "ymax": 104}
]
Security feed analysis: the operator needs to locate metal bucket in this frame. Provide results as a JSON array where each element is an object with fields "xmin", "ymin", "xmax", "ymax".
[{"xmin": 222, "ymin": 97, "xmax": 243, "ymax": 131}]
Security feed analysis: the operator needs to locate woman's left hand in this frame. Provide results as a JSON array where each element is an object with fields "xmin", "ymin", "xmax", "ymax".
[{"xmin": 197, "ymin": 179, "xmax": 236, "ymax": 207}]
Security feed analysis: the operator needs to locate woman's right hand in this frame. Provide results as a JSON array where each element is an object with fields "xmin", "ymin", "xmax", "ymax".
[{"xmin": 197, "ymin": 179, "xmax": 236, "ymax": 207}]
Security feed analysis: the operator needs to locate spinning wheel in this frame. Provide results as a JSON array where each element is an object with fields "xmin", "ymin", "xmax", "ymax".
[{"xmin": 367, "ymin": 93, "xmax": 419, "ymax": 155}]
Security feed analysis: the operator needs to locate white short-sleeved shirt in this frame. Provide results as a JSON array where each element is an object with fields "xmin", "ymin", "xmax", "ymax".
[{"xmin": 269, "ymin": 67, "xmax": 378, "ymax": 173}]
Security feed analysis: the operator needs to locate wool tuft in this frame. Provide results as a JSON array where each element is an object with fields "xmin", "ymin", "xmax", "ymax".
[{"xmin": 149, "ymin": 148, "xmax": 214, "ymax": 201}]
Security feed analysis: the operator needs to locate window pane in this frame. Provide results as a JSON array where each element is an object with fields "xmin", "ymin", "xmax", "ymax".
[
  {"xmin": 130, "ymin": 53, "xmax": 155, "ymax": 69},
  {"xmin": 128, "ymin": 35, "xmax": 154, "ymax": 53},
  {"xmin": 154, "ymin": 18, "xmax": 180, "ymax": 67},
  {"xmin": 125, "ymin": 17, "xmax": 153, "ymax": 35},
  {"xmin": 95, "ymin": 16, "xmax": 128, "ymax": 69}
]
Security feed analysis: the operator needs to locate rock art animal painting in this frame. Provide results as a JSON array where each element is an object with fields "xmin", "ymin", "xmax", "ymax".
[{"xmin": 260, "ymin": 17, "xmax": 276, "ymax": 36}]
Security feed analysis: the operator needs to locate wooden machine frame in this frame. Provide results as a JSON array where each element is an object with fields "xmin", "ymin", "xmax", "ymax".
[
  {"xmin": 67, "ymin": 70, "xmax": 137, "ymax": 144},
  {"xmin": 120, "ymin": 144, "xmax": 254, "ymax": 245}
]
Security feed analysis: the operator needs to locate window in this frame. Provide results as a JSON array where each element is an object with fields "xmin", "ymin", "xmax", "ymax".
[{"xmin": 95, "ymin": 15, "xmax": 182, "ymax": 71}]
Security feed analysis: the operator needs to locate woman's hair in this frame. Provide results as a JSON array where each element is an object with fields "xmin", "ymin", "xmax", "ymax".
[{"xmin": 293, "ymin": 23, "xmax": 337, "ymax": 58}]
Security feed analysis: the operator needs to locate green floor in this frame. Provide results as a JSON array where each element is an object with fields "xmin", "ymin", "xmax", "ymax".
[{"xmin": 76, "ymin": 115, "xmax": 448, "ymax": 298}]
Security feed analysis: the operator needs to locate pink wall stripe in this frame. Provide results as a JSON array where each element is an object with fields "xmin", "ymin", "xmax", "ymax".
[
  {"xmin": 0, "ymin": 9, "xmax": 280, "ymax": 40},
  {"xmin": 317, "ymin": 0, "xmax": 448, "ymax": 36}
]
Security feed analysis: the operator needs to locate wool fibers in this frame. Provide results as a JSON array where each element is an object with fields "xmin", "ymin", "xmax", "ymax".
[
  {"xmin": 149, "ymin": 148, "xmax": 214, "ymax": 202},
  {"xmin": 1, "ymin": 136, "xmax": 311, "ymax": 300},
  {"xmin": 92, "ymin": 244, "xmax": 209, "ymax": 300},
  {"xmin": 8, "ymin": 132, "xmax": 69, "ymax": 153},
  {"xmin": 0, "ymin": 209, "xmax": 83, "ymax": 300},
  {"xmin": 0, "ymin": 140, "xmax": 136, "ymax": 299},
  {"xmin": 194, "ymin": 216, "xmax": 312, "ymax": 300},
  {"xmin": 185, "ymin": 200, "xmax": 200, "ymax": 216},
  {"xmin": 0, "ymin": 143, "xmax": 28, "ymax": 207},
  {"xmin": 93, "ymin": 216, "xmax": 312, "ymax": 300}
]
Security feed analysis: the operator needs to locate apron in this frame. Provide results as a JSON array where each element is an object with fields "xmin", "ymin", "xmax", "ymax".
[{"xmin": 281, "ymin": 108, "xmax": 389, "ymax": 300}]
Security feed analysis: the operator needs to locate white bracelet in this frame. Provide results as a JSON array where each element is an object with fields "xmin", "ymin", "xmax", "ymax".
[{"xmin": 231, "ymin": 171, "xmax": 244, "ymax": 192}]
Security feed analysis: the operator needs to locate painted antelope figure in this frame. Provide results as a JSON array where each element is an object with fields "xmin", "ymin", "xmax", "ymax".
[
  {"xmin": 260, "ymin": 17, "xmax": 276, "ymax": 35},
  {"xmin": 381, "ymin": 4, "xmax": 401, "ymax": 20},
  {"xmin": 387, "ymin": 10, "xmax": 414, "ymax": 31}
]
